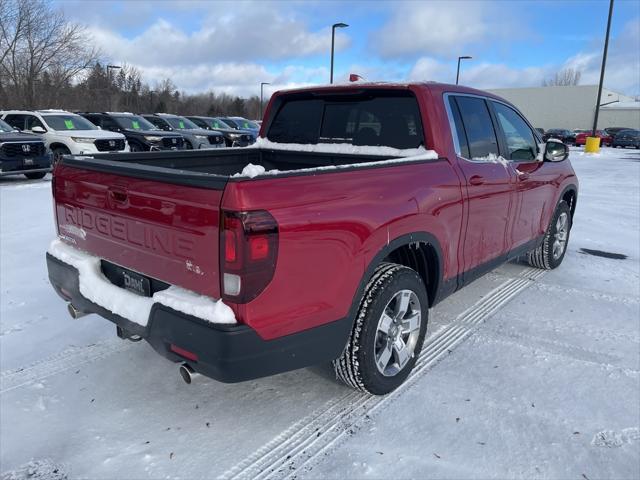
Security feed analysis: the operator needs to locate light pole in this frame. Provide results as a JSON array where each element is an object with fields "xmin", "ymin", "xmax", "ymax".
[
  {"xmin": 260, "ymin": 82, "xmax": 270, "ymax": 119},
  {"xmin": 456, "ymin": 56, "xmax": 472, "ymax": 85},
  {"xmin": 106, "ymin": 64, "xmax": 121, "ymax": 111},
  {"xmin": 330, "ymin": 22, "xmax": 348, "ymax": 84},
  {"xmin": 589, "ymin": 0, "xmax": 614, "ymax": 148}
]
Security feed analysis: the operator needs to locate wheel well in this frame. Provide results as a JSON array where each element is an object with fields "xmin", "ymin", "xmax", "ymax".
[
  {"xmin": 49, "ymin": 143, "xmax": 70, "ymax": 152},
  {"xmin": 562, "ymin": 188, "xmax": 577, "ymax": 218},
  {"xmin": 384, "ymin": 241, "xmax": 439, "ymax": 307}
]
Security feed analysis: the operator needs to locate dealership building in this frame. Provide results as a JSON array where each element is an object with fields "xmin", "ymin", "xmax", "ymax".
[{"xmin": 488, "ymin": 85, "xmax": 640, "ymax": 131}]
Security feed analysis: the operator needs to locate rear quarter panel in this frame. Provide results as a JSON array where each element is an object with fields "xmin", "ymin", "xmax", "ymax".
[{"xmin": 223, "ymin": 159, "xmax": 463, "ymax": 340}]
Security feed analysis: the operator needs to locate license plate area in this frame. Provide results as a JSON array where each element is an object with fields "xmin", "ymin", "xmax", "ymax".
[{"xmin": 101, "ymin": 260, "xmax": 168, "ymax": 297}]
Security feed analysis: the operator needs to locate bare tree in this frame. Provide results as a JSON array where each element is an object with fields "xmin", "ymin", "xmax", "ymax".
[
  {"xmin": 542, "ymin": 68, "xmax": 582, "ymax": 87},
  {"xmin": 0, "ymin": 0, "xmax": 99, "ymax": 108}
]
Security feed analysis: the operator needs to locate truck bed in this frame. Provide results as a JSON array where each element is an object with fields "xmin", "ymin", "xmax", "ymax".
[{"xmin": 65, "ymin": 147, "xmax": 397, "ymax": 189}]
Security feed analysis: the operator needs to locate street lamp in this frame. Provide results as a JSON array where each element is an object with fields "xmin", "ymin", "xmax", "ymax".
[
  {"xmin": 330, "ymin": 22, "xmax": 349, "ymax": 84},
  {"xmin": 588, "ymin": 0, "xmax": 614, "ymax": 151},
  {"xmin": 260, "ymin": 82, "xmax": 270, "ymax": 119},
  {"xmin": 106, "ymin": 64, "xmax": 121, "ymax": 111},
  {"xmin": 456, "ymin": 56, "xmax": 472, "ymax": 85}
]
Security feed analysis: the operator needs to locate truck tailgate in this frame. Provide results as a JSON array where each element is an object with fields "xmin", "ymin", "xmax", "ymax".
[{"xmin": 53, "ymin": 164, "xmax": 223, "ymax": 299}]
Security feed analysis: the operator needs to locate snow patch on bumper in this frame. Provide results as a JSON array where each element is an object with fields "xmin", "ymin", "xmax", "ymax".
[{"xmin": 47, "ymin": 238, "xmax": 236, "ymax": 326}]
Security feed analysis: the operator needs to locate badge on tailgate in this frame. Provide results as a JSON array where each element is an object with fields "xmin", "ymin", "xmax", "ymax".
[
  {"xmin": 123, "ymin": 270, "xmax": 151, "ymax": 297},
  {"xmin": 101, "ymin": 260, "xmax": 152, "ymax": 297}
]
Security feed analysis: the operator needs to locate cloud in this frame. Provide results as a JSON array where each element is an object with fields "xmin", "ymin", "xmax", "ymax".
[
  {"xmin": 405, "ymin": 18, "xmax": 640, "ymax": 96},
  {"xmin": 83, "ymin": 2, "xmax": 349, "ymax": 67},
  {"xmin": 370, "ymin": 1, "xmax": 518, "ymax": 58},
  {"xmin": 562, "ymin": 18, "xmax": 640, "ymax": 96}
]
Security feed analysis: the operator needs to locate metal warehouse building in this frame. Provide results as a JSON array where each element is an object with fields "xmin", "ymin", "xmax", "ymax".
[{"xmin": 488, "ymin": 85, "xmax": 640, "ymax": 131}]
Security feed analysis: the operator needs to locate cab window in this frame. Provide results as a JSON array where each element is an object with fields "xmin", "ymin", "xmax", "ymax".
[
  {"xmin": 492, "ymin": 102, "xmax": 537, "ymax": 161},
  {"xmin": 453, "ymin": 96, "xmax": 499, "ymax": 159}
]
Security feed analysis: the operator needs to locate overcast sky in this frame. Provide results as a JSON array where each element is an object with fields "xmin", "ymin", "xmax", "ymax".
[{"xmin": 57, "ymin": 0, "xmax": 640, "ymax": 98}]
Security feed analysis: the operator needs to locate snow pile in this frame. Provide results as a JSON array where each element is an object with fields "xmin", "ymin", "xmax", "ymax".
[
  {"xmin": 252, "ymin": 136, "xmax": 438, "ymax": 159},
  {"xmin": 230, "ymin": 138, "xmax": 440, "ymax": 178},
  {"xmin": 2, "ymin": 459, "xmax": 67, "ymax": 480},
  {"xmin": 231, "ymin": 163, "xmax": 277, "ymax": 178},
  {"xmin": 591, "ymin": 428, "xmax": 640, "ymax": 448},
  {"xmin": 471, "ymin": 153, "xmax": 510, "ymax": 167},
  {"xmin": 47, "ymin": 239, "xmax": 236, "ymax": 326}
]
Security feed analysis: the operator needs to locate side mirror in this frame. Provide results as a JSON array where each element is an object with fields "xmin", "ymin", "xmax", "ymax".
[
  {"xmin": 544, "ymin": 140, "xmax": 569, "ymax": 162},
  {"xmin": 31, "ymin": 126, "xmax": 46, "ymax": 134}
]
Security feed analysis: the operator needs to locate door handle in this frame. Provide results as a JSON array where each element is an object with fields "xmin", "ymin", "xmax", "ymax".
[
  {"xmin": 469, "ymin": 175, "xmax": 485, "ymax": 186},
  {"xmin": 516, "ymin": 171, "xmax": 530, "ymax": 181},
  {"xmin": 108, "ymin": 187, "xmax": 128, "ymax": 204}
]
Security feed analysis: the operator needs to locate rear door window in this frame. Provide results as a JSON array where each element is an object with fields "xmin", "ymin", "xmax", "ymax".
[
  {"xmin": 453, "ymin": 96, "xmax": 499, "ymax": 159},
  {"xmin": 3, "ymin": 114, "xmax": 27, "ymax": 130},
  {"xmin": 491, "ymin": 102, "xmax": 538, "ymax": 161},
  {"xmin": 267, "ymin": 91, "xmax": 424, "ymax": 149}
]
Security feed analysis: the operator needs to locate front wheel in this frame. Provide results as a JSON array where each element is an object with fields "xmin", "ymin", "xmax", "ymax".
[
  {"xmin": 333, "ymin": 263, "xmax": 429, "ymax": 395},
  {"xmin": 528, "ymin": 201, "xmax": 572, "ymax": 269},
  {"xmin": 52, "ymin": 146, "xmax": 70, "ymax": 165}
]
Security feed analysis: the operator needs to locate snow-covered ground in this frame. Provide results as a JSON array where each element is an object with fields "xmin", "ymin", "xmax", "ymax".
[{"xmin": 1, "ymin": 147, "xmax": 639, "ymax": 480}]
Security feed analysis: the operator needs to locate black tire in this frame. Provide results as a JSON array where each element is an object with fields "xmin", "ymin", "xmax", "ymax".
[
  {"xmin": 527, "ymin": 201, "xmax": 572, "ymax": 270},
  {"xmin": 333, "ymin": 262, "xmax": 429, "ymax": 395},
  {"xmin": 52, "ymin": 146, "xmax": 70, "ymax": 165},
  {"xmin": 130, "ymin": 142, "xmax": 145, "ymax": 152},
  {"xmin": 185, "ymin": 140, "xmax": 193, "ymax": 150},
  {"xmin": 24, "ymin": 172, "xmax": 47, "ymax": 180}
]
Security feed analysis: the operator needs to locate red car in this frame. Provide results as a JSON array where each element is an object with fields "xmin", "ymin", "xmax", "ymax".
[
  {"xmin": 46, "ymin": 83, "xmax": 578, "ymax": 395},
  {"xmin": 575, "ymin": 130, "xmax": 612, "ymax": 146}
]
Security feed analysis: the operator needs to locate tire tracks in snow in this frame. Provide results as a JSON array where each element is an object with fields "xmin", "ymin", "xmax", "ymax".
[
  {"xmin": 0, "ymin": 338, "xmax": 132, "ymax": 393},
  {"xmin": 219, "ymin": 266, "xmax": 546, "ymax": 480}
]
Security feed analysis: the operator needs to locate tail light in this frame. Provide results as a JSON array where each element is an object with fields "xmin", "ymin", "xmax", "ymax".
[{"xmin": 220, "ymin": 210, "xmax": 278, "ymax": 303}]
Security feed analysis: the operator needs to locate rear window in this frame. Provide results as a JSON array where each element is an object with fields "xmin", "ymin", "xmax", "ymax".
[{"xmin": 267, "ymin": 91, "xmax": 425, "ymax": 149}]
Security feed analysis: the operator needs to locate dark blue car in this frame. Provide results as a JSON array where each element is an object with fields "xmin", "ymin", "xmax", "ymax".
[{"xmin": 0, "ymin": 118, "xmax": 52, "ymax": 179}]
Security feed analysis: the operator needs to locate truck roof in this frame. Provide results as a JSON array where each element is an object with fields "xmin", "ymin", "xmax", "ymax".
[{"xmin": 272, "ymin": 81, "xmax": 508, "ymax": 104}]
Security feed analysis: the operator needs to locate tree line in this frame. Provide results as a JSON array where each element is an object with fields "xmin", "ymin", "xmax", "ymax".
[{"xmin": 0, "ymin": 0, "xmax": 265, "ymax": 119}]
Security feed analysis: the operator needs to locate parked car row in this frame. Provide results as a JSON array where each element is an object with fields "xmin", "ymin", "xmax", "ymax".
[
  {"xmin": 539, "ymin": 126, "xmax": 638, "ymax": 148},
  {"xmin": 0, "ymin": 109, "xmax": 259, "ymax": 179}
]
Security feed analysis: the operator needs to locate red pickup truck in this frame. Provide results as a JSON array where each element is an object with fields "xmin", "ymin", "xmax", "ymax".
[{"xmin": 46, "ymin": 83, "xmax": 578, "ymax": 395}]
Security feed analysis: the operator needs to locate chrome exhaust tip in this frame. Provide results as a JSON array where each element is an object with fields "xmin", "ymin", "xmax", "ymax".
[
  {"xmin": 179, "ymin": 363, "xmax": 200, "ymax": 384},
  {"xmin": 67, "ymin": 303, "xmax": 88, "ymax": 319}
]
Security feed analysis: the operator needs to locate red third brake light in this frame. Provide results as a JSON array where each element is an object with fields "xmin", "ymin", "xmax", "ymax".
[{"xmin": 221, "ymin": 210, "xmax": 278, "ymax": 303}]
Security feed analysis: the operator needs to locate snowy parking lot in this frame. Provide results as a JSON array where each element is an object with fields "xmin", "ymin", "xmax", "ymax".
[{"xmin": 1, "ymin": 148, "xmax": 639, "ymax": 480}]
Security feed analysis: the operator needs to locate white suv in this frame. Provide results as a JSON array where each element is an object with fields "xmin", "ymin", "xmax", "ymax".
[{"xmin": 0, "ymin": 110, "xmax": 129, "ymax": 162}]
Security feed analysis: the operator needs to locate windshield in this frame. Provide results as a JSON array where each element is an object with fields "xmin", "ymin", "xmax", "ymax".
[
  {"xmin": 0, "ymin": 119, "xmax": 14, "ymax": 132},
  {"xmin": 113, "ymin": 115, "xmax": 158, "ymax": 131},
  {"xmin": 235, "ymin": 118, "xmax": 259, "ymax": 130},
  {"xmin": 43, "ymin": 114, "xmax": 98, "ymax": 131},
  {"xmin": 221, "ymin": 118, "xmax": 238, "ymax": 129},
  {"xmin": 164, "ymin": 116, "xmax": 199, "ymax": 130},
  {"xmin": 267, "ymin": 91, "xmax": 425, "ymax": 149},
  {"xmin": 209, "ymin": 118, "xmax": 231, "ymax": 129}
]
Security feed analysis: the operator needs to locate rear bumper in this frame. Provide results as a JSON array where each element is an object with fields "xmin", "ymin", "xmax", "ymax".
[{"xmin": 46, "ymin": 253, "xmax": 350, "ymax": 383}]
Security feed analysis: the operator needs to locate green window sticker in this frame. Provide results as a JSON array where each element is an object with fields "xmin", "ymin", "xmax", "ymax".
[
  {"xmin": 179, "ymin": 121, "xmax": 185, "ymax": 129},
  {"xmin": 64, "ymin": 119, "xmax": 75, "ymax": 129},
  {"xmin": 132, "ymin": 121, "xmax": 140, "ymax": 130},
  {"xmin": 212, "ymin": 121, "xmax": 220, "ymax": 128},
  {"xmin": 243, "ymin": 122, "xmax": 249, "ymax": 128}
]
